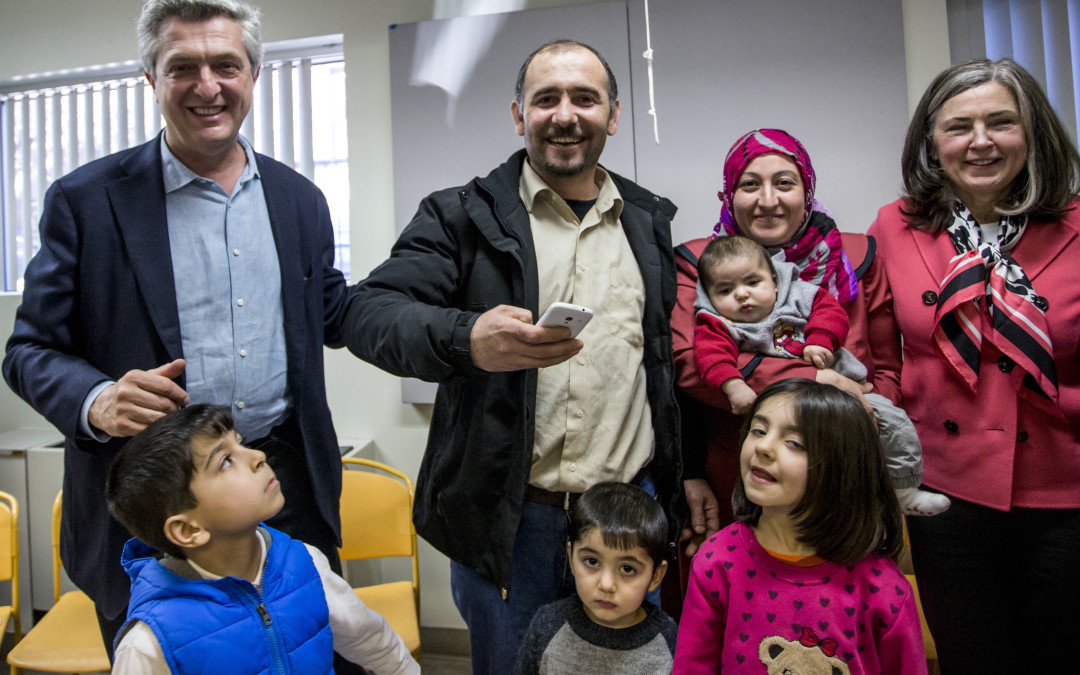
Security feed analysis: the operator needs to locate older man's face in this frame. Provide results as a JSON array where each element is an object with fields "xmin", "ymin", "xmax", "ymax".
[
  {"xmin": 511, "ymin": 47, "xmax": 620, "ymax": 191},
  {"xmin": 147, "ymin": 16, "xmax": 256, "ymax": 168}
]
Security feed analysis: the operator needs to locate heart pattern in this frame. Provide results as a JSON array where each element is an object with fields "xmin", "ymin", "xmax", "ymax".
[{"xmin": 686, "ymin": 522, "xmax": 912, "ymax": 672}]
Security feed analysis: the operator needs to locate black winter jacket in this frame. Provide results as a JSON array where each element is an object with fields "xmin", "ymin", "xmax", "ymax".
[{"xmin": 343, "ymin": 150, "xmax": 681, "ymax": 599}]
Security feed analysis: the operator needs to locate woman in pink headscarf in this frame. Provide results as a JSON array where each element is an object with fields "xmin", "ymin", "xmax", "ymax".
[{"xmin": 672, "ymin": 129, "xmax": 903, "ymax": 559}]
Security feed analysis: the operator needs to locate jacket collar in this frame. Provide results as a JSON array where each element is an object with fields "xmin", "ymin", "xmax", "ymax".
[
  {"xmin": 907, "ymin": 204, "xmax": 1080, "ymax": 284},
  {"xmin": 109, "ymin": 134, "xmax": 184, "ymax": 366}
]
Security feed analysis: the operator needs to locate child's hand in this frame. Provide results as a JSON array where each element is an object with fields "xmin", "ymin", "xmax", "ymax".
[
  {"xmin": 802, "ymin": 345, "xmax": 834, "ymax": 369},
  {"xmin": 722, "ymin": 379, "xmax": 757, "ymax": 415}
]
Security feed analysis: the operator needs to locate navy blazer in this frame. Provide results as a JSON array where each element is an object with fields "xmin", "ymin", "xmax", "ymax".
[{"xmin": 3, "ymin": 134, "xmax": 349, "ymax": 619}]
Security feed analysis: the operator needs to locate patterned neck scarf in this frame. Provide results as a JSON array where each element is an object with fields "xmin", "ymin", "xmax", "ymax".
[
  {"xmin": 932, "ymin": 202, "xmax": 1058, "ymax": 409},
  {"xmin": 711, "ymin": 130, "xmax": 857, "ymax": 302}
]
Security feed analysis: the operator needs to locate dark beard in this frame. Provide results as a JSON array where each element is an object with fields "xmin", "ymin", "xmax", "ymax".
[{"xmin": 535, "ymin": 154, "xmax": 589, "ymax": 178}]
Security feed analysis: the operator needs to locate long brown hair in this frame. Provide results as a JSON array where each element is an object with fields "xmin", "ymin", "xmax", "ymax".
[
  {"xmin": 732, "ymin": 379, "xmax": 904, "ymax": 564},
  {"xmin": 900, "ymin": 58, "xmax": 1079, "ymax": 233}
]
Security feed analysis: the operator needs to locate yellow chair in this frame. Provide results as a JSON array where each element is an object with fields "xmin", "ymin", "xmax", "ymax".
[
  {"xmin": 339, "ymin": 457, "xmax": 421, "ymax": 657},
  {"xmin": 7, "ymin": 491, "xmax": 110, "ymax": 674},
  {"xmin": 0, "ymin": 490, "xmax": 21, "ymax": 644}
]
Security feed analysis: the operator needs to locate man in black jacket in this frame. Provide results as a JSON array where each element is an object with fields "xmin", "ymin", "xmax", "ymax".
[{"xmin": 343, "ymin": 40, "xmax": 684, "ymax": 674}]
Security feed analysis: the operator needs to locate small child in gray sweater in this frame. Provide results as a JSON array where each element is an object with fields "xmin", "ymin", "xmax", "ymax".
[{"xmin": 513, "ymin": 483, "xmax": 677, "ymax": 674}]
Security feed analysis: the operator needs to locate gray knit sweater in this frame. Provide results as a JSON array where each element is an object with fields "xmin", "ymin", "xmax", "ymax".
[{"xmin": 513, "ymin": 595, "xmax": 677, "ymax": 674}]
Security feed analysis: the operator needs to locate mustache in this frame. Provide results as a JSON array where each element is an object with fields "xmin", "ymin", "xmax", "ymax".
[{"xmin": 543, "ymin": 124, "xmax": 585, "ymax": 139}]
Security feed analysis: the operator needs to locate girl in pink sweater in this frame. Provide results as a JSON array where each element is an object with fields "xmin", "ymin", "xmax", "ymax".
[{"xmin": 673, "ymin": 379, "xmax": 927, "ymax": 674}]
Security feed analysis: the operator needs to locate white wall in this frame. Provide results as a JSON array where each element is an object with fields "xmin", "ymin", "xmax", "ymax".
[{"xmin": 0, "ymin": 0, "xmax": 950, "ymax": 630}]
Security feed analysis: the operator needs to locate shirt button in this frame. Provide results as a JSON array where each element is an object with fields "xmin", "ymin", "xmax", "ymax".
[
  {"xmin": 943, "ymin": 419, "xmax": 959, "ymax": 432},
  {"xmin": 237, "ymin": 298, "xmax": 244, "ymax": 307},
  {"xmin": 922, "ymin": 290, "xmax": 938, "ymax": 305},
  {"xmin": 233, "ymin": 248, "xmax": 240, "ymax": 256},
  {"xmin": 1016, "ymin": 429, "xmax": 1029, "ymax": 443},
  {"xmin": 237, "ymin": 401, "xmax": 245, "ymax": 409},
  {"xmin": 998, "ymin": 356, "xmax": 1015, "ymax": 373},
  {"xmin": 577, "ymin": 357, "xmax": 586, "ymax": 366},
  {"xmin": 239, "ymin": 349, "xmax": 247, "ymax": 357},
  {"xmin": 1033, "ymin": 296, "xmax": 1049, "ymax": 311},
  {"xmin": 575, "ymin": 409, "xmax": 585, "ymax": 418},
  {"xmin": 569, "ymin": 463, "xmax": 577, "ymax": 472}
]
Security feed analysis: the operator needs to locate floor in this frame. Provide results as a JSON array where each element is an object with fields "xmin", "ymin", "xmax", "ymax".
[{"xmin": 419, "ymin": 652, "xmax": 472, "ymax": 674}]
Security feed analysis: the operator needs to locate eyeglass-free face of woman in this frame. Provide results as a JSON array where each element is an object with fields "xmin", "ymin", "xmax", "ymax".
[
  {"xmin": 730, "ymin": 153, "xmax": 807, "ymax": 247},
  {"xmin": 932, "ymin": 81, "xmax": 1028, "ymax": 224}
]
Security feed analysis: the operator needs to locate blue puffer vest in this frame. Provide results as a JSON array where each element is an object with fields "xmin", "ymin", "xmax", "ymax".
[{"xmin": 119, "ymin": 525, "xmax": 334, "ymax": 674}]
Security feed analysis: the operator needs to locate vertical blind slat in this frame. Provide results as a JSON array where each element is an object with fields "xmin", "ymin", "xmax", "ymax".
[
  {"xmin": 134, "ymin": 81, "xmax": 146, "ymax": 144},
  {"xmin": 258, "ymin": 68, "xmax": 274, "ymax": 155},
  {"xmin": 66, "ymin": 91, "xmax": 79, "ymax": 173},
  {"xmin": 1043, "ymin": 0, "xmax": 1077, "ymax": 142},
  {"xmin": 81, "ymin": 88, "xmax": 94, "ymax": 166},
  {"xmin": 32, "ymin": 96, "xmax": 47, "ymax": 240},
  {"xmin": 984, "ymin": 0, "xmax": 1015, "ymax": 58},
  {"xmin": 278, "ymin": 62, "xmax": 295, "ymax": 168},
  {"xmin": 100, "ymin": 85, "xmax": 112, "ymax": 156},
  {"xmin": 18, "ymin": 97, "xmax": 32, "ymax": 276},
  {"xmin": 1069, "ymin": 0, "xmax": 1080, "ymax": 140},
  {"xmin": 49, "ymin": 94, "xmax": 62, "ymax": 183},
  {"xmin": 117, "ymin": 83, "xmax": 130, "ymax": 151},
  {"xmin": 2, "ymin": 99, "xmax": 16, "ymax": 290},
  {"xmin": 298, "ymin": 59, "xmax": 314, "ymax": 180}
]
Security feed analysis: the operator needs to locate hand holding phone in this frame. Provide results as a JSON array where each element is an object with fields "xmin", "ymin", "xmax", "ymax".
[{"xmin": 536, "ymin": 302, "xmax": 593, "ymax": 339}]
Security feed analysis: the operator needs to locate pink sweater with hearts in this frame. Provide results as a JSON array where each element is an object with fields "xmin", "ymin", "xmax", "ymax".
[{"xmin": 673, "ymin": 522, "xmax": 927, "ymax": 675}]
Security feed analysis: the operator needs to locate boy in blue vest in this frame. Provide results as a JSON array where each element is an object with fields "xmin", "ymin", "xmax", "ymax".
[{"xmin": 105, "ymin": 404, "xmax": 419, "ymax": 674}]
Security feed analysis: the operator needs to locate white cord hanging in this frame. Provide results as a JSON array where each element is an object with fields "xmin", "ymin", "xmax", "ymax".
[{"xmin": 642, "ymin": 0, "xmax": 660, "ymax": 144}]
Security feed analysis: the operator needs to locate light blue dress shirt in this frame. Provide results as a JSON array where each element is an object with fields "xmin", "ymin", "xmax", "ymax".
[{"xmin": 161, "ymin": 136, "xmax": 290, "ymax": 441}]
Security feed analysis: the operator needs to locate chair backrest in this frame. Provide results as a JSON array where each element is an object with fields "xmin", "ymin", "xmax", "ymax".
[
  {"xmin": 51, "ymin": 491, "xmax": 62, "ymax": 603},
  {"xmin": 0, "ymin": 490, "xmax": 20, "ymax": 638},
  {"xmin": 339, "ymin": 458, "xmax": 418, "ymax": 589}
]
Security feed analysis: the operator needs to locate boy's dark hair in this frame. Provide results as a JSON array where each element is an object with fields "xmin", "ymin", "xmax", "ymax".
[
  {"xmin": 568, "ymin": 482, "xmax": 668, "ymax": 566},
  {"xmin": 697, "ymin": 235, "xmax": 777, "ymax": 290},
  {"xmin": 732, "ymin": 378, "xmax": 904, "ymax": 564},
  {"xmin": 105, "ymin": 404, "xmax": 234, "ymax": 558}
]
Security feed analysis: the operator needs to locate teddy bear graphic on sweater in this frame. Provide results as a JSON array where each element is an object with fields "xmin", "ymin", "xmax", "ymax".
[
  {"xmin": 758, "ymin": 627, "xmax": 850, "ymax": 675},
  {"xmin": 771, "ymin": 320, "xmax": 803, "ymax": 355}
]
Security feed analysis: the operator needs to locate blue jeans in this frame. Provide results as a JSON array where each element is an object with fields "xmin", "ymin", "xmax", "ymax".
[{"xmin": 451, "ymin": 475, "xmax": 661, "ymax": 675}]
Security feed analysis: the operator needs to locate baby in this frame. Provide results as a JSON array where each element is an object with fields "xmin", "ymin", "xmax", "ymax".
[{"xmin": 693, "ymin": 235, "xmax": 949, "ymax": 516}]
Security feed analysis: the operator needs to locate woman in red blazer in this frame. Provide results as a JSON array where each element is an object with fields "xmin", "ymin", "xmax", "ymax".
[{"xmin": 868, "ymin": 58, "xmax": 1080, "ymax": 673}]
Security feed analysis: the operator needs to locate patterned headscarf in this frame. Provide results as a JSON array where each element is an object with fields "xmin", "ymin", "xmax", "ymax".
[{"xmin": 713, "ymin": 129, "xmax": 858, "ymax": 303}]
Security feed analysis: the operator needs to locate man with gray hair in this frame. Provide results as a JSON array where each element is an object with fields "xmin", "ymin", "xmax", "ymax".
[{"xmin": 3, "ymin": 0, "xmax": 351, "ymax": 656}]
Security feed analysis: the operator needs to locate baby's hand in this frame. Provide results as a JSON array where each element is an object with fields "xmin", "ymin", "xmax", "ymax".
[
  {"xmin": 802, "ymin": 345, "xmax": 834, "ymax": 369},
  {"xmin": 722, "ymin": 379, "xmax": 757, "ymax": 416}
]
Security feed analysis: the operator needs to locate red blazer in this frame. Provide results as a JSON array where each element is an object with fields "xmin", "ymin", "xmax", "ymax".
[{"xmin": 868, "ymin": 198, "xmax": 1080, "ymax": 510}]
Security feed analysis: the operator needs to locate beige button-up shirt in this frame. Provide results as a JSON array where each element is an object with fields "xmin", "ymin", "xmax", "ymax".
[{"xmin": 521, "ymin": 161, "xmax": 654, "ymax": 492}]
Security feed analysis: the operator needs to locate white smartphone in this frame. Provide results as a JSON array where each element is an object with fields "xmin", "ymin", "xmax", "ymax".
[{"xmin": 536, "ymin": 302, "xmax": 594, "ymax": 339}]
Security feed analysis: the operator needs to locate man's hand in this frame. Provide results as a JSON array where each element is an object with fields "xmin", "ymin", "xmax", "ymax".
[
  {"xmin": 470, "ymin": 305, "xmax": 583, "ymax": 372},
  {"xmin": 88, "ymin": 359, "xmax": 190, "ymax": 437},
  {"xmin": 801, "ymin": 345, "xmax": 834, "ymax": 369},
  {"xmin": 814, "ymin": 368, "xmax": 874, "ymax": 414},
  {"xmin": 681, "ymin": 478, "xmax": 721, "ymax": 557}
]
